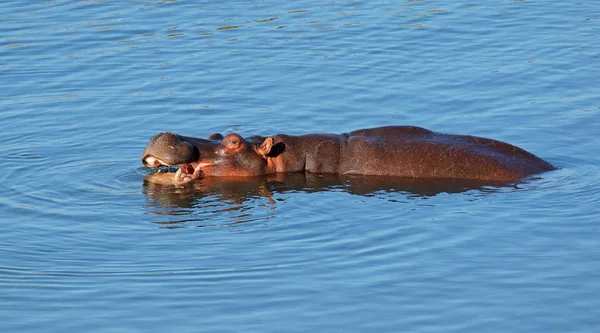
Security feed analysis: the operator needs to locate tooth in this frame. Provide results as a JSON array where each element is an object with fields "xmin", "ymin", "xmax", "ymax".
[{"xmin": 174, "ymin": 167, "xmax": 182, "ymax": 185}]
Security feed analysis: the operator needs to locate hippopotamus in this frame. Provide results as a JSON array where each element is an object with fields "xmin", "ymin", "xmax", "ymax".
[{"xmin": 142, "ymin": 126, "xmax": 556, "ymax": 185}]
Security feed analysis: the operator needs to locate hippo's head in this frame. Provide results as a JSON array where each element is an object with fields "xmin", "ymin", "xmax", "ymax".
[{"xmin": 142, "ymin": 132, "xmax": 274, "ymax": 184}]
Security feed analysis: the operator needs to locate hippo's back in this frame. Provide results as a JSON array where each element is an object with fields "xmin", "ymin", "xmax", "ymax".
[{"xmin": 339, "ymin": 126, "xmax": 555, "ymax": 181}]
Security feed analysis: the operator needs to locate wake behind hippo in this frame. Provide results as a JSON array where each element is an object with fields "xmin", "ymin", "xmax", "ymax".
[{"xmin": 142, "ymin": 126, "xmax": 556, "ymax": 185}]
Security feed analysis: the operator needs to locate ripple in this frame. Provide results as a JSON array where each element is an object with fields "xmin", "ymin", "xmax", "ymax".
[
  {"xmin": 216, "ymin": 25, "xmax": 243, "ymax": 31},
  {"xmin": 535, "ymin": 156, "xmax": 600, "ymax": 203},
  {"xmin": 0, "ymin": 264, "xmax": 279, "ymax": 278},
  {"xmin": 2, "ymin": 1, "xmax": 600, "ymax": 332}
]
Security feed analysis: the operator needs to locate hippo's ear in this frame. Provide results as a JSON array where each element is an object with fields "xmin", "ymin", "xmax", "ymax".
[{"xmin": 256, "ymin": 137, "xmax": 274, "ymax": 158}]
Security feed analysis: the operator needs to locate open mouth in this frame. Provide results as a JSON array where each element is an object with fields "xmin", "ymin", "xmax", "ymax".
[
  {"xmin": 143, "ymin": 156, "xmax": 205, "ymax": 185},
  {"xmin": 174, "ymin": 163, "xmax": 203, "ymax": 185}
]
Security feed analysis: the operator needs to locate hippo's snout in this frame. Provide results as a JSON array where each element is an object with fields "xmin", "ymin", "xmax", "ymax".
[{"xmin": 142, "ymin": 132, "xmax": 199, "ymax": 167}]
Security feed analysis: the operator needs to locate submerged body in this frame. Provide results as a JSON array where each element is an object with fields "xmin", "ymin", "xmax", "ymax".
[{"xmin": 142, "ymin": 126, "xmax": 556, "ymax": 184}]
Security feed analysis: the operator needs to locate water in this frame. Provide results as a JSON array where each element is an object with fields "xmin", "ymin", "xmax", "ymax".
[{"xmin": 1, "ymin": 1, "xmax": 599, "ymax": 332}]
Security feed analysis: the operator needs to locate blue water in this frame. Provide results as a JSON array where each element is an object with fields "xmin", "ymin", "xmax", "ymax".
[{"xmin": 1, "ymin": 1, "xmax": 599, "ymax": 332}]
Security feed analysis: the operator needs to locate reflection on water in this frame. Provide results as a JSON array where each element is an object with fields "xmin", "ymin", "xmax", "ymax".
[
  {"xmin": 143, "ymin": 171, "xmax": 513, "ymax": 228},
  {"xmin": 2, "ymin": 1, "xmax": 599, "ymax": 331}
]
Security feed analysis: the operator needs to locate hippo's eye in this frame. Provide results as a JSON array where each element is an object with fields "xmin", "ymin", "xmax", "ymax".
[
  {"xmin": 223, "ymin": 134, "xmax": 243, "ymax": 148},
  {"xmin": 225, "ymin": 139, "xmax": 241, "ymax": 148}
]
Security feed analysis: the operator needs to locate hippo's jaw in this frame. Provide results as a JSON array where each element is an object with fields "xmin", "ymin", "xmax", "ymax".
[
  {"xmin": 143, "ymin": 155, "xmax": 212, "ymax": 185},
  {"xmin": 174, "ymin": 162, "xmax": 210, "ymax": 185}
]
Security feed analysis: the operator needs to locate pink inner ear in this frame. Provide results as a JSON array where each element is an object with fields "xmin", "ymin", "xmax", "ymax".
[{"xmin": 259, "ymin": 137, "xmax": 273, "ymax": 156}]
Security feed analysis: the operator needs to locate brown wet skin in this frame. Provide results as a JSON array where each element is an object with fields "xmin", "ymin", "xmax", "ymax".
[{"xmin": 141, "ymin": 126, "xmax": 557, "ymax": 185}]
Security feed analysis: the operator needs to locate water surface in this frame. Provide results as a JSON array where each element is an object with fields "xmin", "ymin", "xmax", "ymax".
[{"xmin": 1, "ymin": 1, "xmax": 599, "ymax": 332}]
